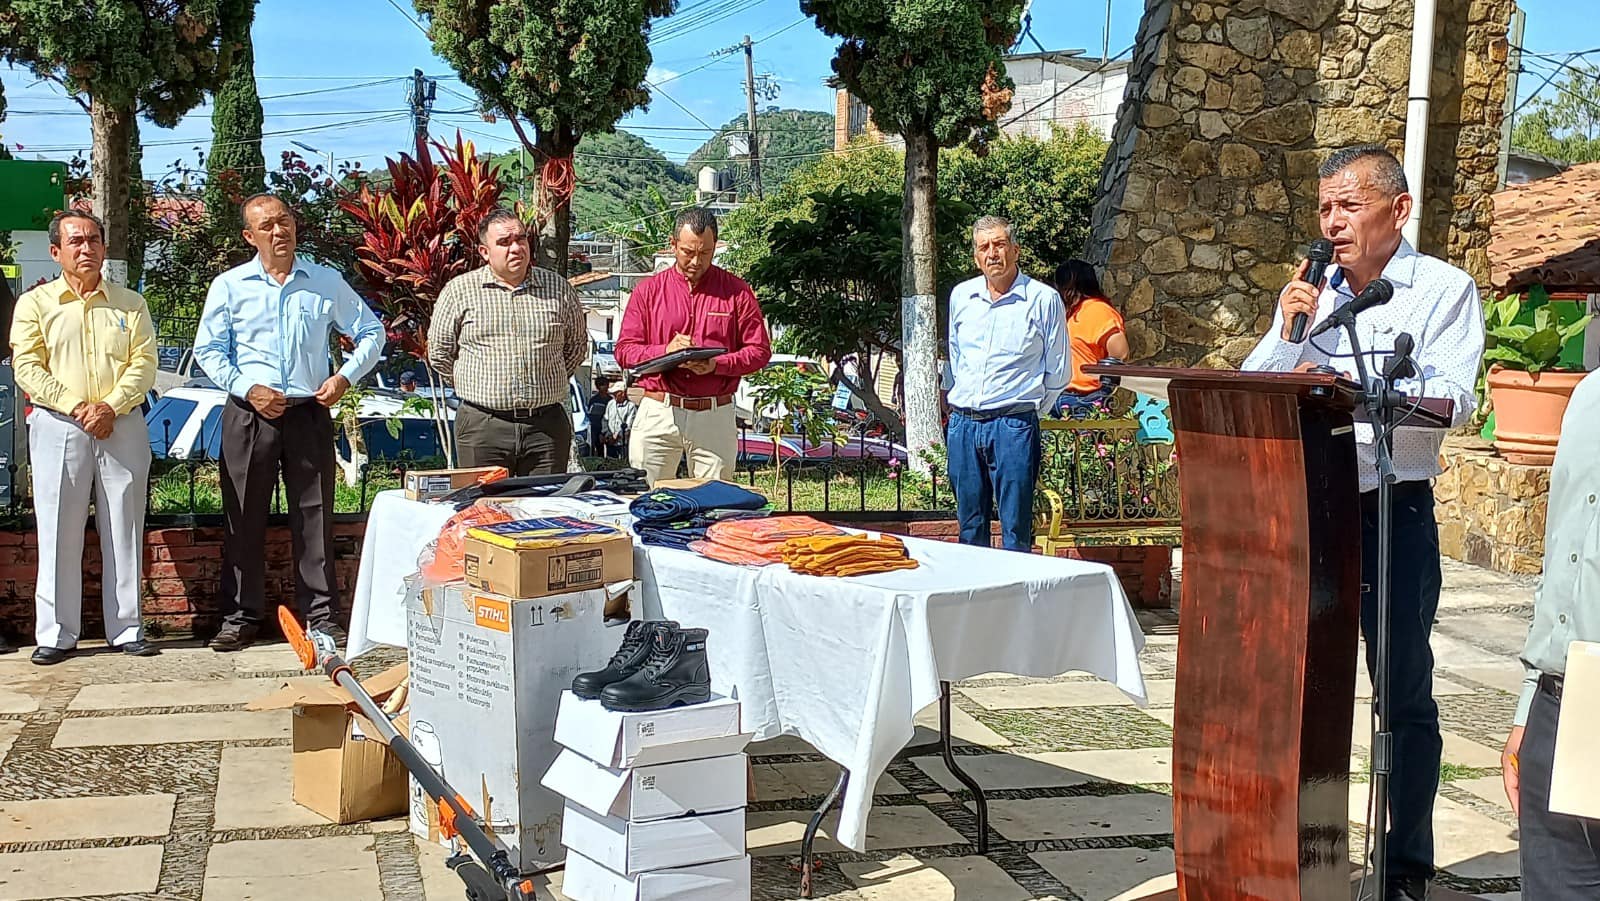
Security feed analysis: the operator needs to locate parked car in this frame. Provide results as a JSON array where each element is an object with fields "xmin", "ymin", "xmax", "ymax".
[
  {"xmin": 591, "ymin": 339, "xmax": 622, "ymax": 380},
  {"xmin": 147, "ymin": 378, "xmax": 594, "ymax": 461},
  {"xmin": 153, "ymin": 345, "xmax": 208, "ymax": 395}
]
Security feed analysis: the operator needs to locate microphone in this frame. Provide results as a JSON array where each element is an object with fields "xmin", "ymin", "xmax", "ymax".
[
  {"xmin": 1287, "ymin": 238, "xmax": 1336, "ymax": 343},
  {"xmin": 1307, "ymin": 278, "xmax": 1394, "ymax": 339}
]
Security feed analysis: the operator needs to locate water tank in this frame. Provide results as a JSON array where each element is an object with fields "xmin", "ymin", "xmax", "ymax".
[{"xmin": 698, "ymin": 166, "xmax": 722, "ymax": 194}]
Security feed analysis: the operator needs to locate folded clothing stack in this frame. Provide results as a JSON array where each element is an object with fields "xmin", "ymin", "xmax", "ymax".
[
  {"xmin": 688, "ymin": 515, "xmax": 845, "ymax": 566},
  {"xmin": 780, "ymin": 532, "xmax": 920, "ymax": 577},
  {"xmin": 634, "ymin": 510, "xmax": 767, "ymax": 551},
  {"xmin": 629, "ymin": 480, "xmax": 770, "ymax": 524}
]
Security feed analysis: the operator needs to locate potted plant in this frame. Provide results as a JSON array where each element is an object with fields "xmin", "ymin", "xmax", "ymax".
[{"xmin": 1482, "ymin": 289, "xmax": 1593, "ymax": 465}]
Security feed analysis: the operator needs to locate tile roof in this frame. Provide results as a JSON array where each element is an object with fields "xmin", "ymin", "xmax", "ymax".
[
  {"xmin": 1489, "ymin": 160, "xmax": 1600, "ymax": 294},
  {"xmin": 568, "ymin": 269, "xmax": 614, "ymax": 288}
]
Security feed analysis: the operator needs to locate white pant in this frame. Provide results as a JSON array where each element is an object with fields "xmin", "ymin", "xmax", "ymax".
[
  {"xmin": 27, "ymin": 408, "xmax": 150, "ymax": 649},
  {"xmin": 628, "ymin": 396, "xmax": 737, "ymax": 485}
]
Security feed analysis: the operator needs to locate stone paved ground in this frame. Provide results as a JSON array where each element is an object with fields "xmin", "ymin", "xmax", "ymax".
[{"xmin": 0, "ymin": 556, "xmax": 1531, "ymax": 901}]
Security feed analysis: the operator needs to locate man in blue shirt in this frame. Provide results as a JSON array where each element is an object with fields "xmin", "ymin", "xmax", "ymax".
[
  {"xmin": 944, "ymin": 216, "xmax": 1068, "ymax": 551},
  {"xmin": 193, "ymin": 194, "xmax": 384, "ymax": 651}
]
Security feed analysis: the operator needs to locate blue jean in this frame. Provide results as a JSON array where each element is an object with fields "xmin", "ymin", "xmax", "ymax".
[
  {"xmin": 1359, "ymin": 480, "xmax": 1444, "ymax": 882},
  {"xmin": 946, "ymin": 410, "xmax": 1040, "ymax": 551}
]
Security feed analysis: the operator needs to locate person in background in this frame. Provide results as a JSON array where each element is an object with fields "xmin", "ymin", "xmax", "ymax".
[
  {"xmin": 1501, "ymin": 369, "xmax": 1600, "ymax": 898},
  {"xmin": 398, "ymin": 370, "xmax": 417, "ymax": 394},
  {"xmin": 194, "ymin": 194, "xmax": 386, "ymax": 652},
  {"xmin": 429, "ymin": 209, "xmax": 587, "ymax": 475},
  {"xmin": 604, "ymin": 385, "xmax": 638, "ymax": 459},
  {"xmin": 587, "ymin": 375, "xmax": 612, "ymax": 457},
  {"xmin": 11, "ymin": 211, "xmax": 160, "ymax": 664},
  {"xmin": 614, "ymin": 207, "xmax": 771, "ymax": 484},
  {"xmin": 944, "ymin": 215, "xmax": 1068, "ymax": 552},
  {"xmin": 1051, "ymin": 260, "xmax": 1129, "ymax": 418}
]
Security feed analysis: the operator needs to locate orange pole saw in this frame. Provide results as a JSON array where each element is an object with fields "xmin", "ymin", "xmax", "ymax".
[{"xmin": 280, "ymin": 607, "xmax": 540, "ymax": 901}]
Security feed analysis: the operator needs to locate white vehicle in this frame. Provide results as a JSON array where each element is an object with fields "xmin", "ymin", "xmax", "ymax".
[
  {"xmin": 147, "ymin": 379, "xmax": 593, "ymax": 461},
  {"xmin": 734, "ymin": 355, "xmax": 826, "ymax": 426}
]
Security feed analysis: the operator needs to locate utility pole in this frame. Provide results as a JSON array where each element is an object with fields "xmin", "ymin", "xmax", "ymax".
[
  {"xmin": 743, "ymin": 35, "xmax": 763, "ymax": 200},
  {"xmin": 408, "ymin": 68, "xmax": 437, "ymax": 157},
  {"xmin": 1497, "ymin": 6, "xmax": 1526, "ymax": 189}
]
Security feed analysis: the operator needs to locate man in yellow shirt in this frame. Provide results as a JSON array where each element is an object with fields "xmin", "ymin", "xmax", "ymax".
[{"xmin": 9, "ymin": 211, "xmax": 159, "ymax": 665}]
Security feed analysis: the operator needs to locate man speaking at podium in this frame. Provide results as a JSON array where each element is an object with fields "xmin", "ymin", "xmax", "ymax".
[{"xmin": 1241, "ymin": 145, "xmax": 1484, "ymax": 901}]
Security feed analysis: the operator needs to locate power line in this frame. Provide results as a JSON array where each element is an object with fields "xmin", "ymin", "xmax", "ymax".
[
  {"xmin": 1511, "ymin": 50, "xmax": 1597, "ymax": 118},
  {"xmin": 381, "ymin": 0, "xmax": 430, "ymax": 36},
  {"xmin": 19, "ymin": 113, "xmax": 411, "ymax": 154},
  {"xmin": 642, "ymin": 78, "xmax": 724, "ymax": 133},
  {"xmin": 999, "ymin": 44, "xmax": 1135, "ymax": 128},
  {"xmin": 260, "ymin": 77, "xmax": 408, "ymax": 101},
  {"xmin": 653, "ymin": 0, "xmax": 769, "ymax": 44}
]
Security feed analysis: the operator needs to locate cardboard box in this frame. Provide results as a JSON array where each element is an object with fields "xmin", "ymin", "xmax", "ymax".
[
  {"xmin": 464, "ymin": 517, "xmax": 634, "ymax": 599},
  {"xmin": 560, "ymin": 802, "xmax": 745, "ymax": 875},
  {"xmin": 554, "ymin": 691, "xmax": 745, "ymax": 769},
  {"xmin": 404, "ymin": 467, "xmax": 504, "ymax": 501},
  {"xmin": 541, "ymin": 749, "xmax": 750, "ymax": 823},
  {"xmin": 562, "ymin": 851, "xmax": 751, "ymax": 901},
  {"xmin": 247, "ymin": 665, "xmax": 411, "ymax": 825},
  {"xmin": 406, "ymin": 581, "xmax": 635, "ymax": 870}
]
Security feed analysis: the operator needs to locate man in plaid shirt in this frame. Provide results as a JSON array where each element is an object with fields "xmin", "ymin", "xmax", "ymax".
[{"xmin": 429, "ymin": 210, "xmax": 588, "ymax": 475}]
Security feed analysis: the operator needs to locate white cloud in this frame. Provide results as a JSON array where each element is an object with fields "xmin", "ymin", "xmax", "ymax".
[{"xmin": 646, "ymin": 65, "xmax": 681, "ymax": 85}]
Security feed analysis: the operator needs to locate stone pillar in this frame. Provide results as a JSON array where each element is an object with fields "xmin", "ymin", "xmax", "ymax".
[{"xmin": 1088, "ymin": 0, "xmax": 1513, "ymax": 368}]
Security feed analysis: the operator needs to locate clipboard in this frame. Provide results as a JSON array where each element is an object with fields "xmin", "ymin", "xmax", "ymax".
[
  {"xmin": 627, "ymin": 346, "xmax": 725, "ymax": 377},
  {"xmin": 1549, "ymin": 640, "xmax": 1600, "ymax": 818}
]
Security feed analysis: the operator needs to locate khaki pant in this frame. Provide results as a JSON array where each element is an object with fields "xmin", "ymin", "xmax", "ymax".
[
  {"xmin": 628, "ymin": 396, "xmax": 737, "ymax": 485},
  {"xmin": 27, "ymin": 407, "xmax": 150, "ymax": 649}
]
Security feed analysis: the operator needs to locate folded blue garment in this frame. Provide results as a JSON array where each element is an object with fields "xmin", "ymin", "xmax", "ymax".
[
  {"xmin": 633, "ymin": 509, "xmax": 767, "ymax": 549},
  {"xmin": 629, "ymin": 480, "xmax": 770, "ymax": 523}
]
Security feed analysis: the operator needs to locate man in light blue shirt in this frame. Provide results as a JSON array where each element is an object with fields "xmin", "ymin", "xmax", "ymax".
[
  {"xmin": 193, "ymin": 194, "xmax": 384, "ymax": 651},
  {"xmin": 944, "ymin": 215, "xmax": 1068, "ymax": 551}
]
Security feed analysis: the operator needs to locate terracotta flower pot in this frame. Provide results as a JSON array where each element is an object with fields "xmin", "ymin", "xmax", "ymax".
[{"xmin": 1486, "ymin": 366, "xmax": 1588, "ymax": 466}]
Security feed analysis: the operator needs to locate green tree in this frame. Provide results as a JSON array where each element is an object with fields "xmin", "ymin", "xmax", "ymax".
[
  {"xmin": 415, "ymin": 0, "xmax": 674, "ymax": 275},
  {"xmin": 204, "ymin": 1, "xmax": 265, "ymax": 233},
  {"xmin": 489, "ymin": 129, "xmax": 694, "ymax": 235},
  {"xmin": 942, "ymin": 124, "xmax": 1108, "ymax": 276},
  {"xmin": 801, "ymin": 0, "xmax": 1024, "ymax": 469},
  {"xmin": 1512, "ymin": 64, "xmax": 1600, "ymax": 164},
  {"xmin": 684, "ymin": 109, "xmax": 835, "ymax": 196},
  {"xmin": 0, "ymin": 0, "xmax": 253, "ymax": 281}
]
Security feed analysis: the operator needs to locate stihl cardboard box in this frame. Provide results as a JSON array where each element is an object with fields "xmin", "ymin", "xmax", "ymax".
[
  {"xmin": 403, "ymin": 466, "xmax": 504, "ymax": 501},
  {"xmin": 247, "ymin": 664, "xmax": 411, "ymax": 824},
  {"xmin": 560, "ymin": 801, "xmax": 746, "ymax": 875},
  {"xmin": 553, "ymin": 691, "xmax": 745, "ymax": 769},
  {"xmin": 463, "ymin": 517, "xmax": 634, "ymax": 599},
  {"xmin": 541, "ymin": 749, "xmax": 750, "ymax": 823},
  {"xmin": 562, "ymin": 851, "xmax": 751, "ymax": 901},
  {"xmin": 406, "ymin": 580, "xmax": 634, "ymax": 871}
]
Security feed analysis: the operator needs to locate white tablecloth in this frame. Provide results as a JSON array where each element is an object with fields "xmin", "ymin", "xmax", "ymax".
[
  {"xmin": 635, "ymin": 536, "xmax": 1147, "ymax": 850},
  {"xmin": 348, "ymin": 491, "xmax": 457, "ymax": 657},
  {"xmin": 346, "ymin": 492, "xmax": 1149, "ymax": 850}
]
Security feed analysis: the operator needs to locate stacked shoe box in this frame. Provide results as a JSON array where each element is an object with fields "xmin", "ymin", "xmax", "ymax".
[{"xmin": 542, "ymin": 623, "xmax": 753, "ymax": 901}]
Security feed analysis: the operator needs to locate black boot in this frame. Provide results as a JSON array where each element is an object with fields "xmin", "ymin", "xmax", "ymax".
[
  {"xmin": 599, "ymin": 626, "xmax": 711, "ymax": 712},
  {"xmin": 572, "ymin": 620, "xmax": 676, "ymax": 700}
]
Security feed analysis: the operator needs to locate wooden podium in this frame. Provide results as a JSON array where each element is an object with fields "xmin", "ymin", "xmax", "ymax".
[{"xmin": 1081, "ymin": 366, "xmax": 1450, "ymax": 901}]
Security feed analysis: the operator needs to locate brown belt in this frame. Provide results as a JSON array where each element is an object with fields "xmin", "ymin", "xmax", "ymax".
[{"xmin": 643, "ymin": 390, "xmax": 734, "ymax": 412}]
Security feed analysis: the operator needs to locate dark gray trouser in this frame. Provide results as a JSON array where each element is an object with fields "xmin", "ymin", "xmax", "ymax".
[
  {"xmin": 455, "ymin": 402, "xmax": 572, "ymax": 476},
  {"xmin": 219, "ymin": 398, "xmax": 338, "ymax": 630},
  {"xmin": 1519, "ymin": 680, "xmax": 1600, "ymax": 899}
]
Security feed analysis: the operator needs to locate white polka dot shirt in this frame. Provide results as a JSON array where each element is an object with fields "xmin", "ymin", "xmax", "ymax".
[{"xmin": 1243, "ymin": 240, "xmax": 1485, "ymax": 493}]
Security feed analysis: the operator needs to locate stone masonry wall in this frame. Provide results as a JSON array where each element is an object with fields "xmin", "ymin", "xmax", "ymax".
[
  {"xmin": 1088, "ymin": 0, "xmax": 1514, "ymax": 367},
  {"xmin": 1436, "ymin": 436, "xmax": 1550, "ymax": 575}
]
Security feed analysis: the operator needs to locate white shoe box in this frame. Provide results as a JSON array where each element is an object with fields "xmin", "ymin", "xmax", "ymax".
[
  {"xmin": 562, "ymin": 851, "xmax": 751, "ymax": 901},
  {"xmin": 560, "ymin": 801, "xmax": 745, "ymax": 876},
  {"xmin": 554, "ymin": 690, "xmax": 746, "ymax": 769},
  {"xmin": 542, "ymin": 748, "xmax": 749, "ymax": 822}
]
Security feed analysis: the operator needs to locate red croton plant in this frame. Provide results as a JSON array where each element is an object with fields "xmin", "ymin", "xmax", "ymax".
[{"xmin": 337, "ymin": 132, "xmax": 507, "ymax": 358}]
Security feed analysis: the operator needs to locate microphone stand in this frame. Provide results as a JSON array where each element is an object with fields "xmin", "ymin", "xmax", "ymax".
[{"xmin": 1336, "ymin": 313, "xmax": 1418, "ymax": 901}]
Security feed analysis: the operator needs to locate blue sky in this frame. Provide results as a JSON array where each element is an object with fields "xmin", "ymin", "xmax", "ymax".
[{"xmin": 0, "ymin": 0, "xmax": 1593, "ymax": 176}]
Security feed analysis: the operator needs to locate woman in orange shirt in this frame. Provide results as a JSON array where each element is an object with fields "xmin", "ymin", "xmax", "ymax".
[{"xmin": 1051, "ymin": 260, "xmax": 1130, "ymax": 418}]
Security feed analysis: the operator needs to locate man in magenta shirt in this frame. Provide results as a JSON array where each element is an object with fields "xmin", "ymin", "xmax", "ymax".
[{"xmin": 615, "ymin": 208, "xmax": 771, "ymax": 484}]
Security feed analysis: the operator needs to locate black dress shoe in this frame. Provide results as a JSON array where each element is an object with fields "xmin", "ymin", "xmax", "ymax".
[
  {"xmin": 30, "ymin": 647, "xmax": 69, "ymax": 666},
  {"xmin": 119, "ymin": 640, "xmax": 160, "ymax": 657},
  {"xmin": 1387, "ymin": 876, "xmax": 1429, "ymax": 901},
  {"xmin": 572, "ymin": 621, "xmax": 676, "ymax": 700},
  {"xmin": 310, "ymin": 621, "xmax": 348, "ymax": 648},
  {"xmin": 600, "ymin": 626, "xmax": 711, "ymax": 712},
  {"xmin": 209, "ymin": 624, "xmax": 260, "ymax": 653}
]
